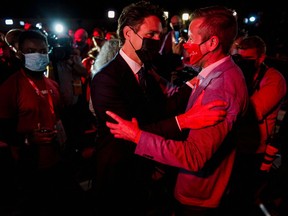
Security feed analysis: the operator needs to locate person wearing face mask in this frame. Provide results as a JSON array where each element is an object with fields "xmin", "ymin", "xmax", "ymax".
[
  {"xmin": 0, "ymin": 29, "xmax": 87, "ymax": 216},
  {"xmin": 158, "ymin": 15, "xmax": 188, "ymax": 83},
  {"xmin": 89, "ymin": 2, "xmax": 229, "ymax": 215},
  {"xmin": 104, "ymin": 5, "xmax": 249, "ymax": 216},
  {"xmin": 223, "ymin": 35, "xmax": 287, "ymax": 215},
  {"xmin": 73, "ymin": 28, "xmax": 90, "ymax": 60}
]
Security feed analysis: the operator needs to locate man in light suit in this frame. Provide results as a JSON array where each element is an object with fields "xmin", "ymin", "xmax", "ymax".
[
  {"xmin": 106, "ymin": 5, "xmax": 249, "ymax": 216},
  {"xmin": 90, "ymin": 1, "xmax": 227, "ymax": 215}
]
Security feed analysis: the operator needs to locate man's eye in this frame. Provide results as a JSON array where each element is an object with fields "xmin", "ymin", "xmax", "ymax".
[{"xmin": 146, "ymin": 33, "xmax": 154, "ymax": 38}]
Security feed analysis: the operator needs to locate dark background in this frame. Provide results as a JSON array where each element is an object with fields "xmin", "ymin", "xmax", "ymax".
[
  {"xmin": 2, "ymin": 0, "xmax": 286, "ymax": 20},
  {"xmin": 2, "ymin": 0, "xmax": 288, "ymax": 58}
]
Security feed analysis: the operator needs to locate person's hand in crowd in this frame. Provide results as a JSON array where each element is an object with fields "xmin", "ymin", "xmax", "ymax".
[
  {"xmin": 172, "ymin": 36, "xmax": 185, "ymax": 55},
  {"xmin": 28, "ymin": 127, "xmax": 58, "ymax": 145},
  {"xmin": 177, "ymin": 92, "xmax": 227, "ymax": 130},
  {"xmin": 66, "ymin": 50, "xmax": 88, "ymax": 77},
  {"xmin": 106, "ymin": 111, "xmax": 141, "ymax": 143}
]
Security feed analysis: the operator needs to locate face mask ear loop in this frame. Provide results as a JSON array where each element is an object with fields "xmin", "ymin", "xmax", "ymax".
[
  {"xmin": 129, "ymin": 26, "xmax": 143, "ymax": 40},
  {"xmin": 128, "ymin": 39, "xmax": 137, "ymax": 51},
  {"xmin": 128, "ymin": 26, "xmax": 142, "ymax": 51},
  {"xmin": 199, "ymin": 37, "xmax": 211, "ymax": 46}
]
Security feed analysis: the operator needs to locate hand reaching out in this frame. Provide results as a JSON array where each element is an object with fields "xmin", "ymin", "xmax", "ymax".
[
  {"xmin": 106, "ymin": 111, "xmax": 141, "ymax": 143},
  {"xmin": 177, "ymin": 92, "xmax": 227, "ymax": 129}
]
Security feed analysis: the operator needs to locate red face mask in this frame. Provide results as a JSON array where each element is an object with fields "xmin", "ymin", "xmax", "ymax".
[{"xmin": 183, "ymin": 38, "xmax": 209, "ymax": 65}]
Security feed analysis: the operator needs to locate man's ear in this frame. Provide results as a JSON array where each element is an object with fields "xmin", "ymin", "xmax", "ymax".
[
  {"xmin": 208, "ymin": 36, "xmax": 220, "ymax": 51},
  {"xmin": 123, "ymin": 26, "xmax": 133, "ymax": 39}
]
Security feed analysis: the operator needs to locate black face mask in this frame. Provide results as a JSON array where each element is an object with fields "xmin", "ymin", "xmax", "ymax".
[
  {"xmin": 232, "ymin": 54, "xmax": 258, "ymax": 95},
  {"xmin": 135, "ymin": 37, "xmax": 161, "ymax": 69}
]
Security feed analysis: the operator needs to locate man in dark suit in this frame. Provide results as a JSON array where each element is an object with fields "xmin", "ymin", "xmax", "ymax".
[{"xmin": 90, "ymin": 1, "xmax": 227, "ymax": 215}]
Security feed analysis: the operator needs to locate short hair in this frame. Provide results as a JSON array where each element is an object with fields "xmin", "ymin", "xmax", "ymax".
[
  {"xmin": 190, "ymin": 5, "xmax": 238, "ymax": 54},
  {"xmin": 117, "ymin": 0, "xmax": 166, "ymax": 46},
  {"xmin": 237, "ymin": 35, "xmax": 266, "ymax": 57},
  {"xmin": 92, "ymin": 27, "xmax": 105, "ymax": 39},
  {"xmin": 18, "ymin": 29, "xmax": 48, "ymax": 51},
  {"xmin": 74, "ymin": 28, "xmax": 88, "ymax": 40}
]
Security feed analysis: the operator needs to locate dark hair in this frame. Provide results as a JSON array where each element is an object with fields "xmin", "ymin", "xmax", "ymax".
[
  {"xmin": 117, "ymin": 0, "xmax": 166, "ymax": 45},
  {"xmin": 18, "ymin": 30, "xmax": 48, "ymax": 51},
  {"xmin": 238, "ymin": 35, "xmax": 266, "ymax": 57},
  {"xmin": 191, "ymin": 5, "xmax": 238, "ymax": 54}
]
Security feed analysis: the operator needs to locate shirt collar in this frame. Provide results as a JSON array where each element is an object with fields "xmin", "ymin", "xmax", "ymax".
[
  {"xmin": 199, "ymin": 56, "xmax": 230, "ymax": 79},
  {"xmin": 120, "ymin": 49, "xmax": 142, "ymax": 75}
]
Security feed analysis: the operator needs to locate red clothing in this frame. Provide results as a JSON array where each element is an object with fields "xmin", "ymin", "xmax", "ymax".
[
  {"xmin": 0, "ymin": 69, "xmax": 62, "ymax": 168},
  {"xmin": 251, "ymin": 67, "xmax": 287, "ymax": 153}
]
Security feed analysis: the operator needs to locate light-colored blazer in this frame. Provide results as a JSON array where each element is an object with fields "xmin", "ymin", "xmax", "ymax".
[{"xmin": 135, "ymin": 56, "xmax": 249, "ymax": 208}]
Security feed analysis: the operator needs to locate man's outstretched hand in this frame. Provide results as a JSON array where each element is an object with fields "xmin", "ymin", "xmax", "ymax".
[
  {"xmin": 106, "ymin": 111, "xmax": 141, "ymax": 143},
  {"xmin": 177, "ymin": 92, "xmax": 227, "ymax": 129}
]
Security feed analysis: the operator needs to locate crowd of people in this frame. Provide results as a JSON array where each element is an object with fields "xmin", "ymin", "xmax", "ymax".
[{"xmin": 0, "ymin": 1, "xmax": 287, "ymax": 216}]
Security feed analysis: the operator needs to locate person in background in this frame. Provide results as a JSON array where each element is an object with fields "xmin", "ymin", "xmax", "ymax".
[
  {"xmin": 0, "ymin": 29, "xmax": 86, "ymax": 215},
  {"xmin": 223, "ymin": 35, "xmax": 287, "ymax": 215},
  {"xmin": 90, "ymin": 1, "xmax": 228, "ymax": 215},
  {"xmin": 49, "ymin": 32, "xmax": 98, "ymax": 197},
  {"xmin": 0, "ymin": 29, "xmax": 23, "ymax": 84},
  {"xmin": 81, "ymin": 29, "xmax": 103, "ymax": 105},
  {"xmin": 68, "ymin": 29, "xmax": 74, "ymax": 39},
  {"xmin": 71, "ymin": 27, "xmax": 97, "ymax": 140},
  {"xmin": 229, "ymin": 29, "xmax": 248, "ymax": 55},
  {"xmin": 105, "ymin": 5, "xmax": 249, "ymax": 216},
  {"xmin": 158, "ymin": 15, "xmax": 187, "ymax": 83},
  {"xmin": 73, "ymin": 28, "xmax": 90, "ymax": 60},
  {"xmin": 255, "ymin": 104, "xmax": 288, "ymax": 216},
  {"xmin": 80, "ymin": 27, "xmax": 105, "ymax": 105},
  {"xmin": 88, "ymin": 27, "xmax": 105, "ymax": 50},
  {"xmin": 48, "ymin": 33, "xmax": 95, "ymax": 160},
  {"xmin": 105, "ymin": 31, "xmax": 118, "ymax": 40}
]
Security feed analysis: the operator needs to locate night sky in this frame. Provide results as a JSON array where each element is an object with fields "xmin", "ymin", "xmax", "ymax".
[
  {"xmin": 2, "ymin": 0, "xmax": 287, "ymax": 57},
  {"xmin": 2, "ymin": 0, "xmax": 285, "ymax": 20}
]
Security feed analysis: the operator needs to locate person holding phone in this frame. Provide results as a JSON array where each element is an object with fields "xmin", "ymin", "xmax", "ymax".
[{"xmin": 158, "ymin": 15, "xmax": 188, "ymax": 83}]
